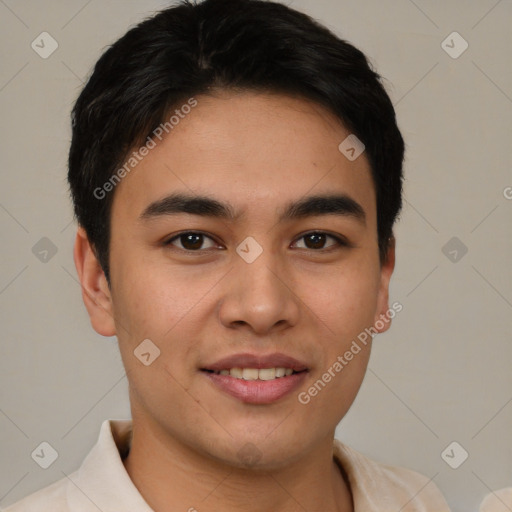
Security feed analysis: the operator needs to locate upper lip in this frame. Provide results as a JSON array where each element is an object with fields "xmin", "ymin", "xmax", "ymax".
[{"xmin": 201, "ymin": 352, "xmax": 309, "ymax": 372}]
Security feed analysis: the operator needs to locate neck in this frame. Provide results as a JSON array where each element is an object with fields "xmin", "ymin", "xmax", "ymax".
[{"xmin": 122, "ymin": 420, "xmax": 353, "ymax": 512}]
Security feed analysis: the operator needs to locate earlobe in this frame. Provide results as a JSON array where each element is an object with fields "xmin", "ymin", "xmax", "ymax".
[
  {"xmin": 73, "ymin": 227, "xmax": 116, "ymax": 337},
  {"xmin": 373, "ymin": 236, "xmax": 396, "ymax": 334}
]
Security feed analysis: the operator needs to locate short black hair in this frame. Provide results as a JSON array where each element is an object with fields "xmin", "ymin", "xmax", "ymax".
[{"xmin": 68, "ymin": 0, "xmax": 404, "ymax": 284}]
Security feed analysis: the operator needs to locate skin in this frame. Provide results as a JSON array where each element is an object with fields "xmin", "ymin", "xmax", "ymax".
[{"xmin": 74, "ymin": 90, "xmax": 395, "ymax": 512}]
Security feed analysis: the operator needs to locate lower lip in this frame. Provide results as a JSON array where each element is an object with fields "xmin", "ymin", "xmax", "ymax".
[{"xmin": 202, "ymin": 371, "xmax": 308, "ymax": 404}]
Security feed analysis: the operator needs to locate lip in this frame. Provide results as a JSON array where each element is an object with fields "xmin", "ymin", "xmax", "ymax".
[
  {"xmin": 202, "ymin": 370, "xmax": 308, "ymax": 404},
  {"xmin": 200, "ymin": 352, "xmax": 309, "ymax": 405},
  {"xmin": 201, "ymin": 352, "xmax": 309, "ymax": 372}
]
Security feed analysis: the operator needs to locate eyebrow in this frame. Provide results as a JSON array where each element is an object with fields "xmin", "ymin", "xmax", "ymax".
[{"xmin": 139, "ymin": 192, "xmax": 366, "ymax": 226}]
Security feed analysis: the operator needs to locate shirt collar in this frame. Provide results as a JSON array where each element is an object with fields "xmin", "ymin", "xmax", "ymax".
[{"xmin": 66, "ymin": 419, "xmax": 153, "ymax": 512}]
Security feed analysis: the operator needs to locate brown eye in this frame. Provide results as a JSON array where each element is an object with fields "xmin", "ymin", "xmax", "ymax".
[
  {"xmin": 293, "ymin": 231, "xmax": 347, "ymax": 250},
  {"xmin": 165, "ymin": 232, "xmax": 217, "ymax": 251}
]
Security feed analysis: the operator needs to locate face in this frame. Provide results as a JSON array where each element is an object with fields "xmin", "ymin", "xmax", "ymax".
[{"xmin": 77, "ymin": 90, "xmax": 395, "ymax": 470}]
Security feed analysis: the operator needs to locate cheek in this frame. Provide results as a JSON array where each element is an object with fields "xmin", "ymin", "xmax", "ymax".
[
  {"xmin": 110, "ymin": 270, "xmax": 201, "ymax": 412},
  {"xmin": 299, "ymin": 273, "xmax": 377, "ymax": 420},
  {"xmin": 109, "ymin": 260, "xmax": 215, "ymax": 381},
  {"xmin": 311, "ymin": 263, "xmax": 380, "ymax": 341},
  {"xmin": 110, "ymin": 257, "xmax": 189, "ymax": 337}
]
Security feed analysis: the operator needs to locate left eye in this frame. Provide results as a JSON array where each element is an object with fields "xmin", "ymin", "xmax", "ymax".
[
  {"xmin": 292, "ymin": 232, "xmax": 346, "ymax": 250},
  {"xmin": 164, "ymin": 231, "xmax": 346, "ymax": 252}
]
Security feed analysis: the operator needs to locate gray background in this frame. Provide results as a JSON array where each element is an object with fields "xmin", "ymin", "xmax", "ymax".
[{"xmin": 0, "ymin": 1, "xmax": 511, "ymax": 511}]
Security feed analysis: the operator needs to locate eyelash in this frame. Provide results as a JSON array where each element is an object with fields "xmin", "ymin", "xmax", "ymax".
[{"xmin": 162, "ymin": 230, "xmax": 350, "ymax": 253}]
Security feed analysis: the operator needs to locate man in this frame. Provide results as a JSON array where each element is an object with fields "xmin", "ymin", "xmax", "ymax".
[{"xmin": 5, "ymin": 0, "xmax": 451, "ymax": 510}]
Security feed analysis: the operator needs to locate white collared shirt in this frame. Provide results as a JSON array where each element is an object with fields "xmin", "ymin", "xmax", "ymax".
[{"xmin": 4, "ymin": 419, "xmax": 451, "ymax": 511}]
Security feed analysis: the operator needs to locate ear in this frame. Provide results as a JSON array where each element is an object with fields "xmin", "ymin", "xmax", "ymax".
[
  {"xmin": 73, "ymin": 227, "xmax": 116, "ymax": 337},
  {"xmin": 373, "ymin": 236, "xmax": 396, "ymax": 334}
]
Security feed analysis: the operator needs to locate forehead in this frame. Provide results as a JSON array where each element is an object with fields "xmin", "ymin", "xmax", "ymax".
[{"xmin": 111, "ymin": 91, "xmax": 376, "ymax": 225}]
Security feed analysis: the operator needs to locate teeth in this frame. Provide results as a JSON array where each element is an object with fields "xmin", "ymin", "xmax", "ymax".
[
  {"xmin": 242, "ymin": 368, "xmax": 259, "ymax": 380},
  {"xmin": 214, "ymin": 367, "xmax": 298, "ymax": 380},
  {"xmin": 275, "ymin": 367, "xmax": 286, "ymax": 378},
  {"xmin": 258, "ymin": 368, "xmax": 275, "ymax": 381},
  {"xmin": 230, "ymin": 367, "xmax": 243, "ymax": 379}
]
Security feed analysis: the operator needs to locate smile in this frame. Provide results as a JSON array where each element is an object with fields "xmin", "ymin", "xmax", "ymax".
[
  {"xmin": 204, "ymin": 367, "xmax": 298, "ymax": 380},
  {"xmin": 201, "ymin": 368, "xmax": 308, "ymax": 404}
]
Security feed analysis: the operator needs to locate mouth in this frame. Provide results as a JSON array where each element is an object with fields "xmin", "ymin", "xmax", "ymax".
[
  {"xmin": 200, "ymin": 352, "xmax": 309, "ymax": 404},
  {"xmin": 201, "ymin": 367, "xmax": 305, "ymax": 380}
]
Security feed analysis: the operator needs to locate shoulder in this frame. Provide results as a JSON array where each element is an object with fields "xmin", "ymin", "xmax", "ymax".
[
  {"xmin": 2, "ymin": 419, "xmax": 140, "ymax": 512},
  {"xmin": 480, "ymin": 487, "xmax": 512, "ymax": 511},
  {"xmin": 333, "ymin": 439, "xmax": 451, "ymax": 511},
  {"xmin": 2, "ymin": 473, "xmax": 72, "ymax": 512}
]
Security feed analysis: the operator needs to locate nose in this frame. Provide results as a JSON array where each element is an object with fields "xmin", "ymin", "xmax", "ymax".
[{"xmin": 218, "ymin": 248, "xmax": 301, "ymax": 336}]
